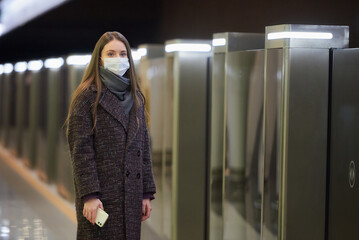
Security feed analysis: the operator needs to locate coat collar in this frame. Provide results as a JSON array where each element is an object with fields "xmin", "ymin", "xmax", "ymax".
[{"xmin": 90, "ymin": 84, "xmax": 142, "ymax": 148}]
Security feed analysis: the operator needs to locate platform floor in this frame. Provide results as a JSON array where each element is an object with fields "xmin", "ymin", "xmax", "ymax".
[
  {"xmin": 0, "ymin": 145, "xmax": 160, "ymax": 240},
  {"xmin": 0, "ymin": 146, "xmax": 76, "ymax": 240}
]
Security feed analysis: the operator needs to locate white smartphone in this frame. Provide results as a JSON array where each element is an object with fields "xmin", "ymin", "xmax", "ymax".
[{"xmin": 95, "ymin": 208, "xmax": 109, "ymax": 227}]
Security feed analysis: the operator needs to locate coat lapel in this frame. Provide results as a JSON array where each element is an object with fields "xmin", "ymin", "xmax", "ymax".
[
  {"xmin": 125, "ymin": 103, "xmax": 140, "ymax": 149},
  {"xmin": 99, "ymin": 87, "xmax": 129, "ymax": 132},
  {"xmin": 97, "ymin": 85, "xmax": 142, "ymax": 148}
]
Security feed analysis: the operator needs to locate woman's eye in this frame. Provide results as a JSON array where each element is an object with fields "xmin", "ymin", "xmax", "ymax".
[
  {"xmin": 121, "ymin": 53, "xmax": 127, "ymax": 57},
  {"xmin": 107, "ymin": 53, "xmax": 114, "ymax": 57}
]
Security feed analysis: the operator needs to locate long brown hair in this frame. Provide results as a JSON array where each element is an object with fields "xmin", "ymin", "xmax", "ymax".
[{"xmin": 65, "ymin": 31, "xmax": 142, "ymax": 135}]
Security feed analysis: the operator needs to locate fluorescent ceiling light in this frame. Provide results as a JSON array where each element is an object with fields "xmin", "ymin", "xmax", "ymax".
[
  {"xmin": 14, "ymin": 62, "xmax": 28, "ymax": 72},
  {"xmin": 0, "ymin": 65, "xmax": 3, "ymax": 74},
  {"xmin": 212, "ymin": 38, "xmax": 226, "ymax": 46},
  {"xmin": 165, "ymin": 43, "xmax": 212, "ymax": 53},
  {"xmin": 4, "ymin": 63, "xmax": 13, "ymax": 74},
  {"xmin": 0, "ymin": 24, "xmax": 5, "ymax": 36},
  {"xmin": 267, "ymin": 31, "xmax": 333, "ymax": 40},
  {"xmin": 66, "ymin": 55, "xmax": 91, "ymax": 65},
  {"xmin": 0, "ymin": 0, "xmax": 68, "ymax": 35},
  {"xmin": 138, "ymin": 48, "xmax": 147, "ymax": 57},
  {"xmin": 131, "ymin": 50, "xmax": 142, "ymax": 61},
  {"xmin": 45, "ymin": 57, "xmax": 64, "ymax": 69},
  {"xmin": 131, "ymin": 48, "xmax": 147, "ymax": 61},
  {"xmin": 28, "ymin": 60, "xmax": 43, "ymax": 71}
]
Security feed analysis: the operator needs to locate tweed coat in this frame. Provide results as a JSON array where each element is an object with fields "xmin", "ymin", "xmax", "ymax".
[{"xmin": 67, "ymin": 83, "xmax": 156, "ymax": 240}]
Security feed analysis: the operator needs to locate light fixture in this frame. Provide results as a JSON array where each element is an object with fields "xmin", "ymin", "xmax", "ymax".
[
  {"xmin": 165, "ymin": 43, "xmax": 212, "ymax": 53},
  {"xmin": 14, "ymin": 62, "xmax": 28, "ymax": 72},
  {"xmin": 0, "ymin": 0, "xmax": 68, "ymax": 36},
  {"xmin": 44, "ymin": 57, "xmax": 64, "ymax": 69},
  {"xmin": 66, "ymin": 55, "xmax": 91, "ymax": 65},
  {"xmin": 0, "ymin": 24, "xmax": 5, "ymax": 36},
  {"xmin": 0, "ymin": 65, "xmax": 4, "ymax": 74},
  {"xmin": 131, "ymin": 50, "xmax": 142, "ymax": 61},
  {"xmin": 4, "ymin": 63, "xmax": 13, "ymax": 74},
  {"xmin": 138, "ymin": 48, "xmax": 147, "ymax": 57},
  {"xmin": 27, "ymin": 60, "xmax": 44, "ymax": 71},
  {"xmin": 0, "ymin": 226, "xmax": 9, "ymax": 238},
  {"xmin": 212, "ymin": 38, "xmax": 226, "ymax": 47},
  {"xmin": 267, "ymin": 31, "xmax": 333, "ymax": 40}
]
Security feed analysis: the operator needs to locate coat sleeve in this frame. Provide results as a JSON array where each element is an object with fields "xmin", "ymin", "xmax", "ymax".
[
  {"xmin": 67, "ymin": 94, "xmax": 101, "ymax": 199},
  {"xmin": 142, "ymin": 118, "xmax": 157, "ymax": 194}
]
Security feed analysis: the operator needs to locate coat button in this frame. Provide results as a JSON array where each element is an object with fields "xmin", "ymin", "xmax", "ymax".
[
  {"xmin": 137, "ymin": 173, "xmax": 141, "ymax": 179},
  {"xmin": 126, "ymin": 171, "xmax": 130, "ymax": 177},
  {"xmin": 137, "ymin": 150, "xmax": 141, "ymax": 157}
]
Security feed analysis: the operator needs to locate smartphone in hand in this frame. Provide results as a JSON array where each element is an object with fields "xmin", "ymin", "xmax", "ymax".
[{"xmin": 95, "ymin": 208, "xmax": 109, "ymax": 227}]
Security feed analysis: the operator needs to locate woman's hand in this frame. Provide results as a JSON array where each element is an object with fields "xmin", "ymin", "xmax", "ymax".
[
  {"xmin": 142, "ymin": 199, "xmax": 152, "ymax": 222},
  {"xmin": 83, "ymin": 198, "xmax": 104, "ymax": 225}
]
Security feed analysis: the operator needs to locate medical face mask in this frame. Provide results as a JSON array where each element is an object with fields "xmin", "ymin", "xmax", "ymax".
[{"xmin": 103, "ymin": 57, "xmax": 130, "ymax": 76}]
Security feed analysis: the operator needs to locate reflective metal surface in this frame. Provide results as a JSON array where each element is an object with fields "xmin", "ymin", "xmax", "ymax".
[
  {"xmin": 137, "ymin": 46, "xmax": 166, "ymax": 240},
  {"xmin": 0, "ymin": 73, "xmax": 5, "ymax": 144},
  {"xmin": 35, "ymin": 69, "xmax": 49, "ymax": 181},
  {"xmin": 209, "ymin": 52, "xmax": 225, "ymax": 240},
  {"xmin": 327, "ymin": 48, "xmax": 359, "ymax": 240},
  {"xmin": 210, "ymin": 32, "xmax": 264, "ymax": 240},
  {"xmin": 265, "ymin": 24, "xmax": 349, "ymax": 49},
  {"xmin": 263, "ymin": 24, "xmax": 349, "ymax": 240},
  {"xmin": 224, "ymin": 50, "xmax": 264, "ymax": 240},
  {"xmin": 28, "ymin": 70, "xmax": 45, "ymax": 169},
  {"xmin": 2, "ymin": 72, "xmax": 17, "ymax": 154},
  {"xmin": 165, "ymin": 40, "xmax": 212, "ymax": 240},
  {"xmin": 21, "ymin": 71, "xmax": 36, "ymax": 168},
  {"xmin": 15, "ymin": 71, "xmax": 27, "ymax": 158},
  {"xmin": 163, "ymin": 56, "xmax": 174, "ymax": 240},
  {"xmin": 263, "ymin": 47, "xmax": 331, "ymax": 240},
  {"xmin": 213, "ymin": 32, "xmax": 264, "ymax": 53},
  {"xmin": 262, "ymin": 49, "xmax": 282, "ymax": 240},
  {"xmin": 56, "ymin": 65, "xmax": 79, "ymax": 201}
]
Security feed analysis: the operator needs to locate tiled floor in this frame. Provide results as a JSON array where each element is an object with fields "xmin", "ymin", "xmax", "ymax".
[
  {"xmin": 0, "ymin": 146, "xmax": 161, "ymax": 240},
  {"xmin": 0, "ymin": 154, "xmax": 76, "ymax": 240}
]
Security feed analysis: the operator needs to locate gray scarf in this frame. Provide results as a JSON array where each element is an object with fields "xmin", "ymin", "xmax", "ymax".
[{"xmin": 99, "ymin": 66, "xmax": 133, "ymax": 114}]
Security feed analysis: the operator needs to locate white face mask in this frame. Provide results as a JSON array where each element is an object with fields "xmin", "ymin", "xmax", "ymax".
[{"xmin": 103, "ymin": 57, "xmax": 130, "ymax": 76}]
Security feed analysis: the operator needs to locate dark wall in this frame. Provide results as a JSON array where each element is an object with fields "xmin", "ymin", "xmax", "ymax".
[
  {"xmin": 0, "ymin": 0, "xmax": 162, "ymax": 62},
  {"xmin": 159, "ymin": 0, "xmax": 359, "ymax": 46},
  {"xmin": 0, "ymin": 0, "xmax": 358, "ymax": 63}
]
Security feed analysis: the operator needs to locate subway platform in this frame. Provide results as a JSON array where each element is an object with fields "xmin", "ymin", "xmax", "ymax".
[
  {"xmin": 0, "ymin": 145, "xmax": 159, "ymax": 240},
  {"xmin": 0, "ymin": 145, "xmax": 76, "ymax": 240}
]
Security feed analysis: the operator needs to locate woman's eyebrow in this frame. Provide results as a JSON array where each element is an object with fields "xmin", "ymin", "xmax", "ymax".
[{"xmin": 105, "ymin": 49, "xmax": 127, "ymax": 52}]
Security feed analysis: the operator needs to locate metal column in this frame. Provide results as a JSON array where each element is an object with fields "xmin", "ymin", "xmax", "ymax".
[
  {"xmin": 165, "ymin": 39, "xmax": 211, "ymax": 240},
  {"xmin": 210, "ymin": 32, "xmax": 264, "ymax": 240},
  {"xmin": 262, "ymin": 24, "xmax": 348, "ymax": 240},
  {"xmin": 137, "ymin": 44, "xmax": 166, "ymax": 240},
  {"xmin": 327, "ymin": 48, "xmax": 359, "ymax": 240}
]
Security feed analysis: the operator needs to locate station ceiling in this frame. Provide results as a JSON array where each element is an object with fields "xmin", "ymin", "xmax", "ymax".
[
  {"xmin": 0, "ymin": 0, "xmax": 358, "ymax": 63},
  {"xmin": 0, "ymin": 0, "xmax": 162, "ymax": 62}
]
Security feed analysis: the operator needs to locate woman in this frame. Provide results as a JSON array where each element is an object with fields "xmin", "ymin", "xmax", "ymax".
[{"xmin": 66, "ymin": 31, "xmax": 156, "ymax": 240}]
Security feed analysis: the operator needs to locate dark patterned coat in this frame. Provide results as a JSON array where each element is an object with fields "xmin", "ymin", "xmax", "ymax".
[{"xmin": 67, "ymin": 84, "xmax": 156, "ymax": 240}]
